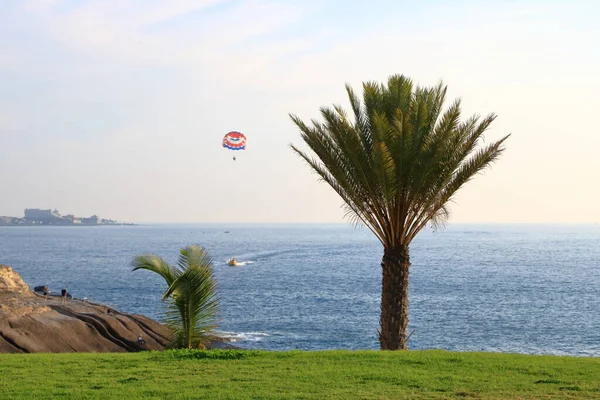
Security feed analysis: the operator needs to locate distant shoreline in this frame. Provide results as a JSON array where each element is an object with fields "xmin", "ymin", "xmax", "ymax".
[
  {"xmin": 0, "ymin": 223, "xmax": 136, "ymax": 227},
  {"xmin": 0, "ymin": 208, "xmax": 132, "ymax": 226}
]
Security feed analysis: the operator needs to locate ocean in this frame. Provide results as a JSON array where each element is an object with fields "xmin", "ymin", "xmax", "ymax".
[{"xmin": 1, "ymin": 224, "xmax": 598, "ymax": 356}]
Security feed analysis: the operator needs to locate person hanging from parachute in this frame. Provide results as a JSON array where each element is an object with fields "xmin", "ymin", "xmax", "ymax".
[{"xmin": 222, "ymin": 131, "xmax": 246, "ymax": 161}]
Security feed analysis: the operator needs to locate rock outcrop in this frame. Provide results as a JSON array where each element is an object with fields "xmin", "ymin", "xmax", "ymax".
[
  {"xmin": 0, "ymin": 266, "xmax": 33, "ymax": 295},
  {"xmin": 0, "ymin": 264, "xmax": 173, "ymax": 353}
]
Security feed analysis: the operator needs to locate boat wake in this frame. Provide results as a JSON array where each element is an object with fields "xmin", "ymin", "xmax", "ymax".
[
  {"xmin": 224, "ymin": 260, "xmax": 255, "ymax": 266},
  {"xmin": 217, "ymin": 331, "xmax": 269, "ymax": 343}
]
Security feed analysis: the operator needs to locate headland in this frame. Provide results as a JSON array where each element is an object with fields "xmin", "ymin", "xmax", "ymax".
[{"xmin": 0, "ymin": 208, "xmax": 133, "ymax": 226}]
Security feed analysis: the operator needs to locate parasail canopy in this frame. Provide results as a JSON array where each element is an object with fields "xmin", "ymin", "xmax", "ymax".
[{"xmin": 223, "ymin": 131, "xmax": 247, "ymax": 151}]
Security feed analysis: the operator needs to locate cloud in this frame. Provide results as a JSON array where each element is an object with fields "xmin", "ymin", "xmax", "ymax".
[{"xmin": 12, "ymin": 0, "xmax": 313, "ymax": 67}]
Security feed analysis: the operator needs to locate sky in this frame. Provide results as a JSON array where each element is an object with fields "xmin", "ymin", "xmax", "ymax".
[{"xmin": 1, "ymin": 0, "xmax": 599, "ymax": 224}]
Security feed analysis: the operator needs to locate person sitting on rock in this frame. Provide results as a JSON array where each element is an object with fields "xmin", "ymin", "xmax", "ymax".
[{"xmin": 137, "ymin": 333, "xmax": 146, "ymax": 346}]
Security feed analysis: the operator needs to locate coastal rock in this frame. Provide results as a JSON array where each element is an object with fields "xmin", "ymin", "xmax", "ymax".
[
  {"xmin": 33, "ymin": 285, "xmax": 48, "ymax": 293},
  {"xmin": 0, "ymin": 264, "xmax": 173, "ymax": 353},
  {"xmin": 0, "ymin": 265, "xmax": 33, "ymax": 295}
]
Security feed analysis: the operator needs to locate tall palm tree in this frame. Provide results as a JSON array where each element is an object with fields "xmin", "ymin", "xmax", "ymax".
[
  {"xmin": 290, "ymin": 74, "xmax": 509, "ymax": 350},
  {"xmin": 132, "ymin": 245, "xmax": 219, "ymax": 349}
]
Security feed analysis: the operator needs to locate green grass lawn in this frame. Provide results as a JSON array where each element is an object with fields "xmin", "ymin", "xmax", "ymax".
[{"xmin": 0, "ymin": 350, "xmax": 598, "ymax": 399}]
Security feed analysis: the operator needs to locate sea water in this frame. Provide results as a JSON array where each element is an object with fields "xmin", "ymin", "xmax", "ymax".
[{"xmin": 1, "ymin": 224, "xmax": 599, "ymax": 356}]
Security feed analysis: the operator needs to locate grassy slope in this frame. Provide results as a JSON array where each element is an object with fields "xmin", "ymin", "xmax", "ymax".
[{"xmin": 0, "ymin": 350, "xmax": 599, "ymax": 399}]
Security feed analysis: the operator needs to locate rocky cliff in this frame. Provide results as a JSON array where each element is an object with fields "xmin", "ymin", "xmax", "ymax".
[{"xmin": 0, "ymin": 264, "xmax": 173, "ymax": 353}]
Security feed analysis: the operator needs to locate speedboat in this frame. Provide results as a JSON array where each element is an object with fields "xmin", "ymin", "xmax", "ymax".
[{"xmin": 226, "ymin": 257, "xmax": 237, "ymax": 266}]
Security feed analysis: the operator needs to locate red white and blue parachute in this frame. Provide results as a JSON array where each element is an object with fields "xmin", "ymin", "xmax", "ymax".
[{"xmin": 222, "ymin": 131, "xmax": 246, "ymax": 151}]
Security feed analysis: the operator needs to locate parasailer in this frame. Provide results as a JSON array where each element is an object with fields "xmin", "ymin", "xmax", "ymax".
[{"xmin": 222, "ymin": 131, "xmax": 246, "ymax": 161}]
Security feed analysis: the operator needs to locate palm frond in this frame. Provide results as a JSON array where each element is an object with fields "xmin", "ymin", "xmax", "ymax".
[
  {"xmin": 132, "ymin": 245, "xmax": 219, "ymax": 349},
  {"xmin": 165, "ymin": 262, "xmax": 219, "ymax": 347},
  {"xmin": 406, "ymin": 134, "xmax": 510, "ymax": 241},
  {"xmin": 290, "ymin": 73, "xmax": 509, "ymax": 247},
  {"xmin": 131, "ymin": 254, "xmax": 178, "ymax": 286}
]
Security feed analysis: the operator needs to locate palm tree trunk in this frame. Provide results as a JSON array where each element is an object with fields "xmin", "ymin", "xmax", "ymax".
[
  {"xmin": 379, "ymin": 245, "xmax": 411, "ymax": 350},
  {"xmin": 187, "ymin": 301, "xmax": 193, "ymax": 349}
]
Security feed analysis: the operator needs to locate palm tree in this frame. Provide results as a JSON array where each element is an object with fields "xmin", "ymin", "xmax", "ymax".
[
  {"xmin": 132, "ymin": 245, "xmax": 219, "ymax": 349},
  {"xmin": 290, "ymin": 74, "xmax": 509, "ymax": 350}
]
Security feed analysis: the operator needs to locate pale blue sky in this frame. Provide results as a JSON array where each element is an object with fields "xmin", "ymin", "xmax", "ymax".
[{"xmin": 1, "ymin": 0, "xmax": 599, "ymax": 223}]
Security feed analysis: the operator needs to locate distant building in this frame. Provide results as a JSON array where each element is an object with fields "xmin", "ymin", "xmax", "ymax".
[
  {"xmin": 81, "ymin": 215, "xmax": 100, "ymax": 225},
  {"xmin": 25, "ymin": 208, "xmax": 54, "ymax": 220},
  {"xmin": 0, "ymin": 216, "xmax": 23, "ymax": 226},
  {"xmin": 24, "ymin": 208, "xmax": 63, "ymax": 224},
  {"xmin": 1, "ymin": 209, "xmax": 127, "ymax": 226}
]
